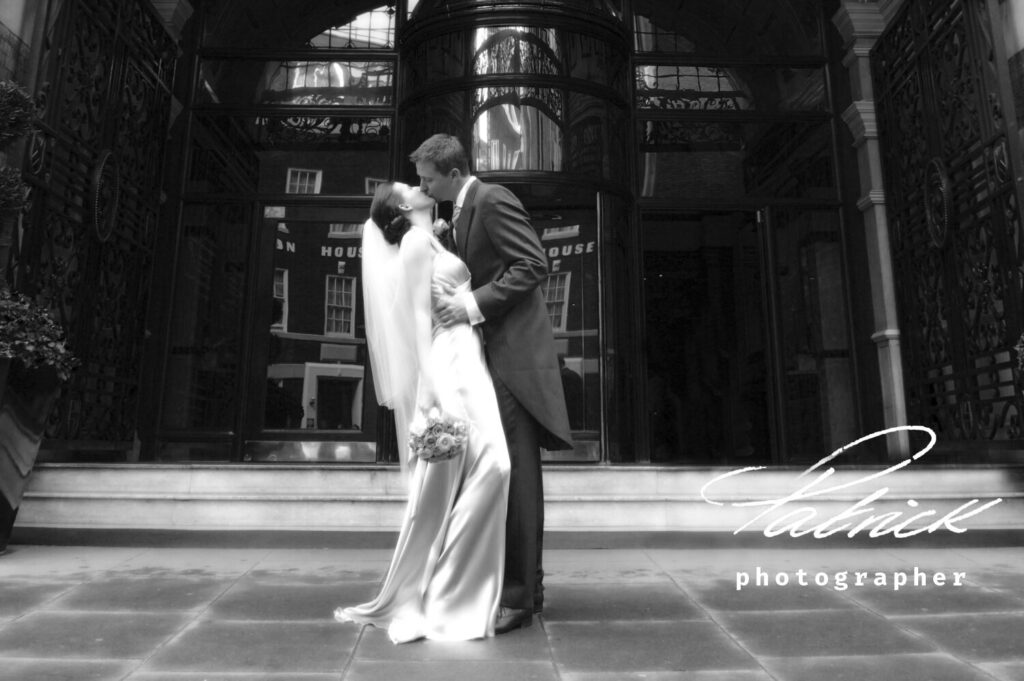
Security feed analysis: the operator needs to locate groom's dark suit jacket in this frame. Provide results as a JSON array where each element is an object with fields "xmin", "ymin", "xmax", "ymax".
[{"xmin": 454, "ymin": 180, "xmax": 572, "ymax": 451}]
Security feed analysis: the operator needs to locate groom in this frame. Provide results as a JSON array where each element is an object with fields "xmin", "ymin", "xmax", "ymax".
[{"xmin": 412, "ymin": 133, "xmax": 572, "ymax": 634}]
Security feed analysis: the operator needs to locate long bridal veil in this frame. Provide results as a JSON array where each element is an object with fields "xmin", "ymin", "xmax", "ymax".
[{"xmin": 361, "ymin": 218, "xmax": 418, "ymax": 477}]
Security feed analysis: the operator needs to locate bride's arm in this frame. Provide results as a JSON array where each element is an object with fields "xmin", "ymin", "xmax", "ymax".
[{"xmin": 400, "ymin": 229, "xmax": 438, "ymax": 410}]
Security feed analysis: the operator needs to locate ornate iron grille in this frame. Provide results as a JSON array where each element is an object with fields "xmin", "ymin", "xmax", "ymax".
[
  {"xmin": 17, "ymin": 0, "xmax": 175, "ymax": 447},
  {"xmin": 872, "ymin": 0, "xmax": 1024, "ymax": 448}
]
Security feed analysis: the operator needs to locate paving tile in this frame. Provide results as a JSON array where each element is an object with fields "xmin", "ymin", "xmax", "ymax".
[
  {"xmin": 206, "ymin": 581, "xmax": 378, "ymax": 621},
  {"xmin": 248, "ymin": 549, "xmax": 389, "ymax": 584},
  {"xmin": 0, "ymin": 546, "xmax": 142, "ymax": 579},
  {"xmin": 116, "ymin": 549, "xmax": 269, "ymax": 576},
  {"xmin": 882, "ymin": 548, "xmax": 980, "ymax": 572},
  {"xmin": 142, "ymin": 621, "xmax": 352, "ymax": 673},
  {"xmin": 844, "ymin": 582, "xmax": 1024, "ymax": 615},
  {"xmin": 0, "ymin": 659, "xmax": 137, "ymax": 681},
  {"xmin": 0, "ymin": 612, "xmax": 189, "ymax": 659},
  {"xmin": 353, "ymin": 620, "xmax": 551, "ymax": 661},
  {"xmin": 546, "ymin": 621, "xmax": 756, "ymax": 673},
  {"xmin": 257, "ymin": 548, "xmax": 393, "ymax": 567},
  {"xmin": 965, "ymin": 569, "xmax": 1024, "ymax": 594},
  {"xmin": 345, "ymin": 659, "xmax": 558, "ymax": 681},
  {"xmin": 127, "ymin": 674, "xmax": 340, "ymax": 681},
  {"xmin": 651, "ymin": 547, "xmax": 911, "ymax": 577},
  {"xmin": 715, "ymin": 610, "xmax": 934, "ymax": 657},
  {"xmin": 544, "ymin": 550, "xmax": 669, "ymax": 584},
  {"xmin": 542, "ymin": 582, "xmax": 704, "ymax": 621},
  {"xmin": 979, "ymin": 661, "xmax": 1024, "ymax": 681},
  {"xmin": 959, "ymin": 548, "xmax": 1024, "ymax": 571},
  {"xmin": 48, "ymin": 575, "xmax": 233, "ymax": 612},
  {"xmin": 649, "ymin": 548, "xmax": 837, "ymax": 573},
  {"xmin": 896, "ymin": 613, "xmax": 1024, "ymax": 661},
  {"xmin": 244, "ymin": 567, "xmax": 385, "ymax": 584},
  {"xmin": 560, "ymin": 673, "xmax": 774, "ymax": 681},
  {"xmin": 0, "ymin": 581, "xmax": 75, "ymax": 617},
  {"xmin": 684, "ymin": 577, "xmax": 856, "ymax": 612},
  {"xmin": 760, "ymin": 653, "xmax": 997, "ymax": 681}
]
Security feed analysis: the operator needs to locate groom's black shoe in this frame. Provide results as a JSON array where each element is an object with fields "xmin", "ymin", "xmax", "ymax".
[{"xmin": 495, "ymin": 607, "xmax": 532, "ymax": 634}]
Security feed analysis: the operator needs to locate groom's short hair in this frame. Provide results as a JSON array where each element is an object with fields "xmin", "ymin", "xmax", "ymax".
[{"xmin": 410, "ymin": 133, "xmax": 471, "ymax": 176}]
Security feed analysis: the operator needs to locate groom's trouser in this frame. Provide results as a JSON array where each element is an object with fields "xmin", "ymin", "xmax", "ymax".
[{"xmin": 491, "ymin": 372, "xmax": 544, "ymax": 613}]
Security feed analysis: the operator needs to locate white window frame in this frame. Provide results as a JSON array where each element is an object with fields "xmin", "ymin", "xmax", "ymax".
[
  {"xmin": 541, "ymin": 224, "xmax": 580, "ymax": 240},
  {"xmin": 286, "ymin": 167, "xmax": 323, "ymax": 194},
  {"xmin": 542, "ymin": 271, "xmax": 571, "ymax": 332},
  {"xmin": 325, "ymin": 275, "xmax": 357, "ymax": 337},
  {"xmin": 272, "ymin": 268, "xmax": 289, "ymax": 331},
  {"xmin": 328, "ymin": 222, "xmax": 363, "ymax": 239}
]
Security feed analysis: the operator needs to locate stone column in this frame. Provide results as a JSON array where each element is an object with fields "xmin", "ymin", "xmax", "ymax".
[{"xmin": 833, "ymin": 1, "xmax": 910, "ymax": 460}]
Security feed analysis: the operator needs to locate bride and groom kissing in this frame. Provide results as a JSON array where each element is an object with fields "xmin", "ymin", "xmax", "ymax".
[{"xmin": 333, "ymin": 133, "xmax": 573, "ymax": 643}]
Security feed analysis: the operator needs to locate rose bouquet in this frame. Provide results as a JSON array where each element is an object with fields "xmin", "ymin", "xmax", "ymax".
[{"xmin": 408, "ymin": 407, "xmax": 468, "ymax": 463}]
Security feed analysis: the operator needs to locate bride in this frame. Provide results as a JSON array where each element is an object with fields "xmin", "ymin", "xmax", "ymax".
[{"xmin": 333, "ymin": 181, "xmax": 510, "ymax": 643}]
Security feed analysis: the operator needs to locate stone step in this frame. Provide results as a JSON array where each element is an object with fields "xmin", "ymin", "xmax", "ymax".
[{"xmin": 16, "ymin": 463, "xmax": 1024, "ymax": 534}]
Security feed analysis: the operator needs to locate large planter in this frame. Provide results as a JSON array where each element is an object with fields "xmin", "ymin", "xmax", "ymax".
[{"xmin": 0, "ymin": 358, "xmax": 62, "ymax": 552}]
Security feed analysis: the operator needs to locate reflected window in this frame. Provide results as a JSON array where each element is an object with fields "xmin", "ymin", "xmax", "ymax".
[
  {"xmin": 261, "ymin": 61, "xmax": 394, "ymax": 106},
  {"xmin": 260, "ymin": 209, "xmax": 374, "ymax": 447},
  {"xmin": 543, "ymin": 272, "xmax": 572, "ymax": 332},
  {"xmin": 286, "ymin": 168, "xmax": 322, "ymax": 194},
  {"xmin": 473, "ymin": 99, "xmax": 562, "ymax": 171},
  {"xmin": 308, "ymin": 5, "xmax": 396, "ymax": 49},
  {"xmin": 470, "ymin": 26, "xmax": 564, "ymax": 172},
  {"xmin": 272, "ymin": 268, "xmax": 288, "ymax": 331},
  {"xmin": 329, "ymin": 222, "xmax": 363, "ymax": 239},
  {"xmin": 636, "ymin": 66, "xmax": 750, "ymax": 111},
  {"xmin": 473, "ymin": 26, "xmax": 560, "ymax": 76},
  {"xmin": 543, "ymin": 225, "xmax": 580, "ymax": 240},
  {"xmin": 325, "ymin": 275, "xmax": 356, "ymax": 336}
]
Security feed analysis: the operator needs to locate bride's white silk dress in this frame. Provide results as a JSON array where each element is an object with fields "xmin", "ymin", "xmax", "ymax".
[{"xmin": 335, "ymin": 243, "xmax": 510, "ymax": 644}]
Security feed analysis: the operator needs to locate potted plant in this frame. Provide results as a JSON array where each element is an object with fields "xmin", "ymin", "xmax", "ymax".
[{"xmin": 0, "ymin": 80, "xmax": 77, "ymax": 553}]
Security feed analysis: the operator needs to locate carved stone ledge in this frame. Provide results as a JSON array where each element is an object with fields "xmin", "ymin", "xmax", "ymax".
[
  {"xmin": 856, "ymin": 189, "xmax": 887, "ymax": 213},
  {"xmin": 833, "ymin": 1, "xmax": 887, "ymax": 48},
  {"xmin": 148, "ymin": 0, "xmax": 193, "ymax": 42},
  {"xmin": 842, "ymin": 100, "xmax": 878, "ymax": 145}
]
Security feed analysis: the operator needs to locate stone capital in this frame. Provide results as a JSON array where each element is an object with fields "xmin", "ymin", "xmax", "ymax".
[
  {"xmin": 832, "ymin": 1, "xmax": 887, "ymax": 48},
  {"xmin": 842, "ymin": 100, "xmax": 878, "ymax": 145},
  {"xmin": 148, "ymin": 0, "xmax": 193, "ymax": 42}
]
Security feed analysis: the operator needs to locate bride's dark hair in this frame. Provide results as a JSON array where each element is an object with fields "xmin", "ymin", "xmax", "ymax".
[{"xmin": 370, "ymin": 183, "xmax": 411, "ymax": 245}]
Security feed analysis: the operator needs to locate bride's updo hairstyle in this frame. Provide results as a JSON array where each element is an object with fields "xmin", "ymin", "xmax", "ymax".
[{"xmin": 370, "ymin": 182, "xmax": 411, "ymax": 245}]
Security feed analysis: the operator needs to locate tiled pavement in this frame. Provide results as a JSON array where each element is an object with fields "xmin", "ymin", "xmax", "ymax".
[{"xmin": 1, "ymin": 544, "xmax": 1023, "ymax": 680}]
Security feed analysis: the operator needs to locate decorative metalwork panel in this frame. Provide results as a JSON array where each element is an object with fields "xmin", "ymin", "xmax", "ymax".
[
  {"xmin": 472, "ymin": 86, "xmax": 563, "ymax": 122},
  {"xmin": 872, "ymin": 0, "xmax": 1024, "ymax": 447},
  {"xmin": 472, "ymin": 28, "xmax": 561, "ymax": 77},
  {"xmin": 636, "ymin": 66, "xmax": 750, "ymax": 111},
  {"xmin": 18, "ymin": 0, "xmax": 175, "ymax": 446},
  {"xmin": 253, "ymin": 115, "xmax": 391, "ymax": 150}
]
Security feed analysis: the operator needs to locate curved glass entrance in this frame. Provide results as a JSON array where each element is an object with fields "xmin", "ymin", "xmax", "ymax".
[{"xmin": 143, "ymin": 0, "xmax": 858, "ymax": 466}]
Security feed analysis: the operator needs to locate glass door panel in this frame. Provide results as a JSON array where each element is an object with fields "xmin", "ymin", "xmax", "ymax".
[
  {"xmin": 642, "ymin": 210, "xmax": 773, "ymax": 465},
  {"xmin": 765, "ymin": 207, "xmax": 859, "ymax": 464},
  {"xmin": 245, "ymin": 202, "xmax": 378, "ymax": 462},
  {"xmin": 513, "ymin": 186, "xmax": 603, "ymax": 462}
]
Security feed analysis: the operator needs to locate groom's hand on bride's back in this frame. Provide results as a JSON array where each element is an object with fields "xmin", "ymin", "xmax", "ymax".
[{"xmin": 433, "ymin": 283, "xmax": 469, "ymax": 328}]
